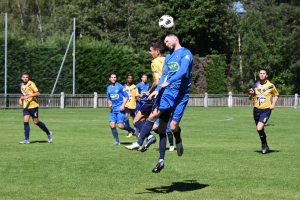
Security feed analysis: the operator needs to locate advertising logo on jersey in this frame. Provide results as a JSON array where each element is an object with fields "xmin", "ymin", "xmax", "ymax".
[
  {"xmin": 110, "ymin": 94, "xmax": 119, "ymax": 100},
  {"xmin": 168, "ymin": 62, "xmax": 180, "ymax": 72},
  {"xmin": 141, "ymin": 90, "xmax": 147, "ymax": 94}
]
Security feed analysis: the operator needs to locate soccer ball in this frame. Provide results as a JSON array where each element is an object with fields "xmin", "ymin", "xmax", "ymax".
[{"xmin": 158, "ymin": 15, "xmax": 174, "ymax": 29}]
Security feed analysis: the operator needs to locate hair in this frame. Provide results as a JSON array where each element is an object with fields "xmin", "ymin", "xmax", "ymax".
[
  {"xmin": 150, "ymin": 41, "xmax": 165, "ymax": 54},
  {"xmin": 127, "ymin": 74, "xmax": 134, "ymax": 79},
  {"xmin": 22, "ymin": 72, "xmax": 30, "ymax": 77},
  {"xmin": 141, "ymin": 74, "xmax": 148, "ymax": 78},
  {"xmin": 165, "ymin": 33, "xmax": 180, "ymax": 42},
  {"xmin": 109, "ymin": 73, "xmax": 117, "ymax": 78},
  {"xmin": 259, "ymin": 68, "xmax": 268, "ymax": 75}
]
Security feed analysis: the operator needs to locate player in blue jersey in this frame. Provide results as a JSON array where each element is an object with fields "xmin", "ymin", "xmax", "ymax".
[
  {"xmin": 136, "ymin": 74, "xmax": 150, "ymax": 111},
  {"xmin": 106, "ymin": 73, "xmax": 136, "ymax": 145},
  {"xmin": 139, "ymin": 33, "xmax": 193, "ymax": 173}
]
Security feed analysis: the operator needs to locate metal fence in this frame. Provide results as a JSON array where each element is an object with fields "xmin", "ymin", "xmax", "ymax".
[{"xmin": 0, "ymin": 92, "xmax": 298, "ymax": 109}]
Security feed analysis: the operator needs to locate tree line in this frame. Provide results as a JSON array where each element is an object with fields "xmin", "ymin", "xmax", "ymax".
[{"xmin": 0, "ymin": 0, "xmax": 299, "ymax": 94}]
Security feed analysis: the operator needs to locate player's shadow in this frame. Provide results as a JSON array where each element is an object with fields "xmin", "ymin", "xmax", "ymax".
[
  {"xmin": 254, "ymin": 150, "xmax": 279, "ymax": 154},
  {"xmin": 120, "ymin": 142, "xmax": 132, "ymax": 145},
  {"xmin": 137, "ymin": 180, "xmax": 208, "ymax": 194},
  {"xmin": 30, "ymin": 140, "xmax": 48, "ymax": 144}
]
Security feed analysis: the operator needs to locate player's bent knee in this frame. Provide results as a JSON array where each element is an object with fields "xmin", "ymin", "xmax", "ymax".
[{"xmin": 117, "ymin": 124, "xmax": 124, "ymax": 129}]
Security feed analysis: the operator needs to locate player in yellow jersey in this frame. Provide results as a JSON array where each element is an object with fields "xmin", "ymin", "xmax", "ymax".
[
  {"xmin": 18, "ymin": 72, "xmax": 52, "ymax": 144},
  {"xmin": 249, "ymin": 69, "xmax": 279, "ymax": 154},
  {"xmin": 124, "ymin": 75, "xmax": 139, "ymax": 138}
]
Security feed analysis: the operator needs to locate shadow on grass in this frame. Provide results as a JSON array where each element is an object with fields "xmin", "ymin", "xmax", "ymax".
[
  {"xmin": 120, "ymin": 142, "xmax": 133, "ymax": 145},
  {"xmin": 137, "ymin": 180, "xmax": 209, "ymax": 194},
  {"xmin": 254, "ymin": 150, "xmax": 279, "ymax": 154},
  {"xmin": 30, "ymin": 140, "xmax": 48, "ymax": 144}
]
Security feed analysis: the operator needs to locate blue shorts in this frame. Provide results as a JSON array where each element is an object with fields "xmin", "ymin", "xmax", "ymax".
[
  {"xmin": 23, "ymin": 108, "xmax": 39, "ymax": 118},
  {"xmin": 125, "ymin": 107, "xmax": 136, "ymax": 117},
  {"xmin": 109, "ymin": 111, "xmax": 126, "ymax": 124},
  {"xmin": 155, "ymin": 87, "xmax": 190, "ymax": 122},
  {"xmin": 253, "ymin": 107, "xmax": 272, "ymax": 125},
  {"xmin": 154, "ymin": 119, "xmax": 171, "ymax": 132}
]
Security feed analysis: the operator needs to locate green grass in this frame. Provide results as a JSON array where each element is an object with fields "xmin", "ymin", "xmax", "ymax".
[{"xmin": 0, "ymin": 107, "xmax": 299, "ymax": 200}]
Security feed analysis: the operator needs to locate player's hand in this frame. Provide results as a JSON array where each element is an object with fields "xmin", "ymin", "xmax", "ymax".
[
  {"xmin": 146, "ymin": 91, "xmax": 151, "ymax": 97},
  {"xmin": 120, "ymin": 105, "xmax": 125, "ymax": 111},
  {"xmin": 249, "ymin": 88, "xmax": 254, "ymax": 95},
  {"xmin": 138, "ymin": 94, "xmax": 143, "ymax": 98},
  {"xmin": 19, "ymin": 99, "xmax": 23, "ymax": 106},
  {"xmin": 270, "ymin": 105, "xmax": 275, "ymax": 110},
  {"xmin": 148, "ymin": 91, "xmax": 159, "ymax": 100},
  {"xmin": 160, "ymin": 82, "xmax": 169, "ymax": 88}
]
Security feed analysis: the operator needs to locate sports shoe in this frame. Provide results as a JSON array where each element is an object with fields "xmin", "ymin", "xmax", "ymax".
[
  {"xmin": 47, "ymin": 131, "xmax": 53, "ymax": 143},
  {"xmin": 140, "ymin": 135, "xmax": 157, "ymax": 152},
  {"xmin": 262, "ymin": 143, "xmax": 269, "ymax": 154},
  {"xmin": 126, "ymin": 133, "xmax": 133, "ymax": 138},
  {"xmin": 152, "ymin": 160, "xmax": 164, "ymax": 173},
  {"xmin": 19, "ymin": 139, "xmax": 30, "ymax": 144},
  {"xmin": 169, "ymin": 146, "xmax": 175, "ymax": 152},
  {"xmin": 176, "ymin": 141, "xmax": 184, "ymax": 156},
  {"xmin": 125, "ymin": 142, "xmax": 140, "ymax": 150},
  {"xmin": 112, "ymin": 141, "xmax": 120, "ymax": 146}
]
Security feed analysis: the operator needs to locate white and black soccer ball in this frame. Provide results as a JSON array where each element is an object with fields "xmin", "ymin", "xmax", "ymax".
[{"xmin": 158, "ymin": 15, "xmax": 174, "ymax": 29}]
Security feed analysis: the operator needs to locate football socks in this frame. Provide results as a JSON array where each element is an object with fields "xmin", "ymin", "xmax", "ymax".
[
  {"xmin": 257, "ymin": 129, "xmax": 267, "ymax": 144},
  {"xmin": 24, "ymin": 122, "xmax": 30, "ymax": 140},
  {"xmin": 36, "ymin": 121, "xmax": 50, "ymax": 135},
  {"xmin": 159, "ymin": 133, "xmax": 167, "ymax": 160},
  {"xmin": 173, "ymin": 126, "xmax": 182, "ymax": 144},
  {"xmin": 137, "ymin": 120, "xmax": 154, "ymax": 146},
  {"xmin": 111, "ymin": 127, "xmax": 119, "ymax": 143}
]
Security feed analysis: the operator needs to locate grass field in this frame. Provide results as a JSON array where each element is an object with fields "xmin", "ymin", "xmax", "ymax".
[{"xmin": 0, "ymin": 107, "xmax": 299, "ymax": 200}]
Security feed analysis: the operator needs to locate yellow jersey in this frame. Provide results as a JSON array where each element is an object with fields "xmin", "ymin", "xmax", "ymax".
[
  {"xmin": 124, "ymin": 84, "xmax": 139, "ymax": 109},
  {"xmin": 151, "ymin": 56, "xmax": 165, "ymax": 80},
  {"xmin": 252, "ymin": 80, "xmax": 279, "ymax": 109},
  {"xmin": 20, "ymin": 80, "xmax": 39, "ymax": 109}
]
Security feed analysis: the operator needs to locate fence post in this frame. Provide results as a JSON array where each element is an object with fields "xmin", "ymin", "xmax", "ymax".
[
  {"xmin": 60, "ymin": 92, "xmax": 65, "ymax": 109},
  {"xmin": 94, "ymin": 92, "xmax": 98, "ymax": 108},
  {"xmin": 228, "ymin": 91, "xmax": 233, "ymax": 107},
  {"xmin": 204, "ymin": 92, "xmax": 208, "ymax": 107},
  {"xmin": 295, "ymin": 93, "xmax": 298, "ymax": 109}
]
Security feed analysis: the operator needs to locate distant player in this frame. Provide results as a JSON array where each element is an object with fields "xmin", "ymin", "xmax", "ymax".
[
  {"xmin": 139, "ymin": 33, "xmax": 193, "ymax": 173},
  {"xmin": 18, "ymin": 72, "xmax": 52, "ymax": 144},
  {"xmin": 124, "ymin": 75, "xmax": 139, "ymax": 138},
  {"xmin": 136, "ymin": 74, "xmax": 150, "ymax": 111},
  {"xmin": 106, "ymin": 73, "xmax": 136, "ymax": 145},
  {"xmin": 249, "ymin": 69, "xmax": 279, "ymax": 154}
]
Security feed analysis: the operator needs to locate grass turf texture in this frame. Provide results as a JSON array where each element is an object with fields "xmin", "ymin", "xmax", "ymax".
[{"xmin": 0, "ymin": 107, "xmax": 299, "ymax": 200}]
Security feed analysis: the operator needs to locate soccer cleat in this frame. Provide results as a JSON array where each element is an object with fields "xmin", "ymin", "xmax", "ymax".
[
  {"xmin": 176, "ymin": 141, "xmax": 184, "ymax": 156},
  {"xmin": 19, "ymin": 139, "xmax": 30, "ymax": 144},
  {"xmin": 262, "ymin": 143, "xmax": 269, "ymax": 154},
  {"xmin": 126, "ymin": 133, "xmax": 133, "ymax": 138},
  {"xmin": 140, "ymin": 135, "xmax": 157, "ymax": 152},
  {"xmin": 47, "ymin": 131, "xmax": 53, "ymax": 143},
  {"xmin": 152, "ymin": 160, "xmax": 164, "ymax": 173},
  {"xmin": 112, "ymin": 141, "xmax": 120, "ymax": 146},
  {"xmin": 125, "ymin": 142, "xmax": 140, "ymax": 150},
  {"xmin": 169, "ymin": 146, "xmax": 175, "ymax": 152}
]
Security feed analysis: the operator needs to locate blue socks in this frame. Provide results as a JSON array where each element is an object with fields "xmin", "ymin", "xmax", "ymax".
[
  {"xmin": 111, "ymin": 127, "xmax": 119, "ymax": 142},
  {"xmin": 159, "ymin": 133, "xmax": 166, "ymax": 160},
  {"xmin": 134, "ymin": 121, "xmax": 145, "ymax": 132},
  {"xmin": 167, "ymin": 132, "xmax": 174, "ymax": 146},
  {"xmin": 123, "ymin": 124, "xmax": 135, "ymax": 133},
  {"xmin": 257, "ymin": 129, "xmax": 267, "ymax": 144},
  {"xmin": 137, "ymin": 120, "xmax": 154, "ymax": 146},
  {"xmin": 36, "ymin": 121, "xmax": 50, "ymax": 135},
  {"xmin": 24, "ymin": 122, "xmax": 30, "ymax": 140},
  {"xmin": 124, "ymin": 119, "xmax": 130, "ymax": 133}
]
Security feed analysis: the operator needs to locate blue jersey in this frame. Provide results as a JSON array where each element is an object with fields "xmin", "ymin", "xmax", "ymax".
[
  {"xmin": 106, "ymin": 82, "xmax": 128, "ymax": 112},
  {"xmin": 136, "ymin": 81, "xmax": 150, "ymax": 103},
  {"xmin": 156, "ymin": 47, "xmax": 193, "ymax": 92}
]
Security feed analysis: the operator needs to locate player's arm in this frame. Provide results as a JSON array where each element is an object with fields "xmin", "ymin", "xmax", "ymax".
[
  {"xmin": 19, "ymin": 95, "xmax": 23, "ymax": 106},
  {"xmin": 106, "ymin": 90, "xmax": 112, "ymax": 108},
  {"xmin": 20, "ymin": 91, "xmax": 40, "ymax": 100},
  {"xmin": 120, "ymin": 87, "xmax": 129, "ymax": 111},
  {"xmin": 165, "ymin": 53, "xmax": 192, "ymax": 86},
  {"xmin": 135, "ymin": 89, "xmax": 141, "ymax": 102},
  {"xmin": 270, "ymin": 86, "xmax": 279, "ymax": 110},
  {"xmin": 249, "ymin": 88, "xmax": 255, "ymax": 100},
  {"xmin": 155, "ymin": 63, "xmax": 169, "ymax": 92},
  {"xmin": 147, "ymin": 79, "xmax": 159, "ymax": 95}
]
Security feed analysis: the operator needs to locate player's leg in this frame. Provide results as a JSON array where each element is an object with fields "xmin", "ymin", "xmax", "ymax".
[
  {"xmin": 31, "ymin": 108, "xmax": 52, "ymax": 143},
  {"xmin": 152, "ymin": 111, "xmax": 170, "ymax": 173},
  {"xmin": 118, "ymin": 111, "xmax": 136, "ymax": 135},
  {"xmin": 20, "ymin": 109, "xmax": 31, "ymax": 144},
  {"xmin": 109, "ymin": 112, "xmax": 120, "ymax": 145},
  {"xmin": 166, "ymin": 120, "xmax": 174, "ymax": 151},
  {"xmin": 255, "ymin": 108, "xmax": 272, "ymax": 154},
  {"xmin": 124, "ymin": 108, "xmax": 132, "ymax": 137},
  {"xmin": 171, "ymin": 92, "xmax": 190, "ymax": 157}
]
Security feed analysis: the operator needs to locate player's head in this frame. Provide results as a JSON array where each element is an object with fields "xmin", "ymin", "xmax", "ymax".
[
  {"xmin": 259, "ymin": 69, "xmax": 268, "ymax": 82},
  {"xmin": 21, "ymin": 72, "xmax": 30, "ymax": 83},
  {"xmin": 126, "ymin": 74, "xmax": 134, "ymax": 84},
  {"xmin": 141, "ymin": 74, "xmax": 148, "ymax": 83},
  {"xmin": 149, "ymin": 41, "xmax": 165, "ymax": 59},
  {"xmin": 164, "ymin": 33, "xmax": 180, "ymax": 50},
  {"xmin": 109, "ymin": 73, "xmax": 117, "ymax": 84}
]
